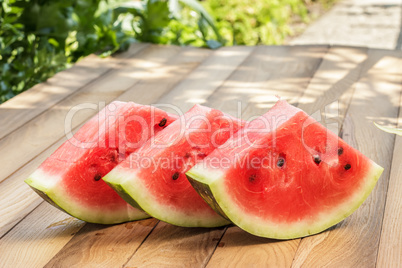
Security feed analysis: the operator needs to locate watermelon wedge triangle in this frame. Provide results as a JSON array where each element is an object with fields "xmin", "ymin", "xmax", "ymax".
[
  {"xmin": 103, "ymin": 104, "xmax": 245, "ymax": 227},
  {"xmin": 186, "ymin": 100, "xmax": 383, "ymax": 239},
  {"xmin": 25, "ymin": 101, "xmax": 178, "ymax": 224}
]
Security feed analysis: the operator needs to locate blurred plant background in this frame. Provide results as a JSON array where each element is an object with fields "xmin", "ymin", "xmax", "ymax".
[{"xmin": 0, "ymin": 0, "xmax": 335, "ymax": 103}]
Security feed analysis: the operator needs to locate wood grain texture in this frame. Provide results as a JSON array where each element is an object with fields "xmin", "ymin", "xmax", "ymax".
[
  {"xmin": 117, "ymin": 46, "xmax": 212, "ymax": 105},
  {"xmin": 206, "ymin": 226, "xmax": 299, "ymax": 268},
  {"xmin": 0, "ymin": 43, "xmax": 149, "ymax": 140},
  {"xmin": 291, "ymin": 49, "xmax": 402, "ymax": 268},
  {"xmin": 156, "ymin": 46, "xmax": 254, "ymax": 112},
  {"xmin": 45, "ymin": 219, "xmax": 159, "ymax": 268},
  {"xmin": 206, "ymin": 45, "xmax": 328, "ymax": 119},
  {"xmin": 125, "ymin": 222, "xmax": 226, "ymax": 268},
  {"xmin": 297, "ymin": 46, "xmax": 369, "ymax": 126},
  {"xmin": 0, "ymin": 45, "xmax": 401, "ymax": 268},
  {"xmin": 241, "ymin": 45, "xmax": 328, "ymax": 117},
  {"xmin": 376, "ymin": 82, "xmax": 402, "ymax": 267},
  {"xmin": 0, "ymin": 203, "xmax": 85, "ymax": 268},
  {"xmin": 0, "ymin": 142, "xmax": 59, "ymax": 238},
  {"xmin": 0, "ymin": 45, "xmax": 182, "ymax": 184}
]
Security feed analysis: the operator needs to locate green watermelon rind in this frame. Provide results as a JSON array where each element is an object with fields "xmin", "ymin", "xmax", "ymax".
[
  {"xmin": 186, "ymin": 175, "xmax": 230, "ymax": 221},
  {"xmin": 103, "ymin": 168, "xmax": 231, "ymax": 228},
  {"xmin": 25, "ymin": 169, "xmax": 150, "ymax": 224},
  {"xmin": 186, "ymin": 161, "xmax": 383, "ymax": 239}
]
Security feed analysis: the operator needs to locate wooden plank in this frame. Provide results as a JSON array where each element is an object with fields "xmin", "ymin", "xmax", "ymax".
[
  {"xmin": 297, "ymin": 46, "xmax": 369, "ymax": 124},
  {"xmin": 156, "ymin": 46, "xmax": 254, "ymax": 112},
  {"xmin": 199, "ymin": 45, "xmax": 328, "ymax": 267},
  {"xmin": 44, "ymin": 219, "xmax": 159, "ymax": 268},
  {"xmin": 0, "ymin": 134, "xmax": 67, "ymax": 238},
  {"xmin": 0, "ymin": 203, "xmax": 85, "ymax": 268},
  {"xmin": 291, "ymin": 49, "xmax": 402, "ymax": 267},
  {"xmin": 125, "ymin": 222, "xmax": 226, "ymax": 268},
  {"xmin": 0, "ymin": 43, "xmax": 149, "ymax": 140},
  {"xmin": 376, "ymin": 88, "xmax": 402, "ymax": 266},
  {"xmin": 29, "ymin": 47, "xmax": 213, "ymax": 267},
  {"xmin": 206, "ymin": 226, "xmax": 299, "ymax": 268},
  {"xmin": 0, "ymin": 45, "xmax": 183, "ymax": 184},
  {"xmin": 116, "ymin": 46, "xmax": 213, "ymax": 105},
  {"xmin": 241, "ymin": 45, "xmax": 329, "ymax": 118},
  {"xmin": 206, "ymin": 45, "xmax": 328, "ymax": 119}
]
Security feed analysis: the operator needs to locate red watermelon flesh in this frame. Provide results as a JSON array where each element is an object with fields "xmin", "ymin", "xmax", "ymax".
[
  {"xmin": 25, "ymin": 101, "xmax": 178, "ymax": 224},
  {"xmin": 186, "ymin": 100, "xmax": 383, "ymax": 239},
  {"xmin": 103, "ymin": 104, "xmax": 246, "ymax": 227}
]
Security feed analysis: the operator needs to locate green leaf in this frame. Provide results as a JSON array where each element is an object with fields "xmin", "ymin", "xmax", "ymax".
[
  {"xmin": 206, "ymin": 39, "xmax": 222, "ymax": 49},
  {"xmin": 179, "ymin": 0, "xmax": 223, "ymax": 42},
  {"xmin": 146, "ymin": 0, "xmax": 170, "ymax": 30},
  {"xmin": 374, "ymin": 122, "xmax": 402, "ymax": 136},
  {"xmin": 114, "ymin": 6, "xmax": 145, "ymax": 19}
]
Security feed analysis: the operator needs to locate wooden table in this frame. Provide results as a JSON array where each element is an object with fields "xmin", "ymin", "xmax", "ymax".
[{"xmin": 0, "ymin": 44, "xmax": 401, "ymax": 267}]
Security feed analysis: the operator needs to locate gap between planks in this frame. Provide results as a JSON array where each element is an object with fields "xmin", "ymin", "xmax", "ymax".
[{"xmin": 375, "ymin": 62, "xmax": 402, "ymax": 267}]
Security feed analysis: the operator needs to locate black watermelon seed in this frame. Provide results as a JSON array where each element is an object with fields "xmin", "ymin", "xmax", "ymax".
[
  {"xmin": 110, "ymin": 153, "xmax": 117, "ymax": 163},
  {"xmin": 184, "ymin": 152, "xmax": 191, "ymax": 158},
  {"xmin": 172, "ymin": 172, "xmax": 180, "ymax": 180},
  {"xmin": 313, "ymin": 155, "xmax": 321, "ymax": 165},
  {"xmin": 94, "ymin": 174, "xmax": 102, "ymax": 181},
  {"xmin": 249, "ymin": 174, "xmax": 256, "ymax": 182},
  {"xmin": 338, "ymin": 147, "xmax": 344, "ymax": 156},
  {"xmin": 344, "ymin": 164, "xmax": 351, "ymax": 170},
  {"xmin": 158, "ymin": 118, "xmax": 167, "ymax": 127},
  {"xmin": 277, "ymin": 157, "xmax": 285, "ymax": 168},
  {"xmin": 197, "ymin": 152, "xmax": 207, "ymax": 159}
]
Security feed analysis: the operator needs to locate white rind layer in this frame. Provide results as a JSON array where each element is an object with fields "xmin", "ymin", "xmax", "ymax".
[
  {"xmin": 25, "ymin": 168, "xmax": 149, "ymax": 224},
  {"xmin": 103, "ymin": 167, "xmax": 230, "ymax": 227},
  {"xmin": 186, "ymin": 160, "xmax": 383, "ymax": 239}
]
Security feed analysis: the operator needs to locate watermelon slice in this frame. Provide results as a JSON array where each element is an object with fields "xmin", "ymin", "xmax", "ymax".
[
  {"xmin": 25, "ymin": 101, "xmax": 178, "ymax": 224},
  {"xmin": 186, "ymin": 100, "xmax": 383, "ymax": 239},
  {"xmin": 103, "ymin": 104, "xmax": 245, "ymax": 227}
]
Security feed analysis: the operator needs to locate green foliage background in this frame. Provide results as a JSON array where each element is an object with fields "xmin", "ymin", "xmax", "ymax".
[
  {"xmin": 206, "ymin": 0, "xmax": 308, "ymax": 45},
  {"xmin": 0, "ymin": 0, "xmax": 333, "ymax": 103}
]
